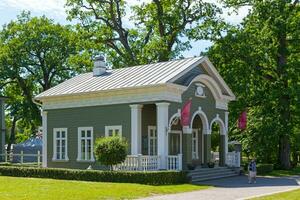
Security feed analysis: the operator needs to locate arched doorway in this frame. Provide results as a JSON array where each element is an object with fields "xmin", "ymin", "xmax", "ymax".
[
  {"xmin": 191, "ymin": 115, "xmax": 203, "ymax": 165},
  {"xmin": 210, "ymin": 116, "xmax": 226, "ymax": 166}
]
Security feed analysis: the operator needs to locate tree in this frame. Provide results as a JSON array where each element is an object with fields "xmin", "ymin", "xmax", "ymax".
[
  {"xmin": 0, "ymin": 12, "xmax": 92, "ymax": 134},
  {"xmin": 208, "ymin": 0, "xmax": 300, "ymax": 169},
  {"xmin": 66, "ymin": 0, "xmax": 224, "ymax": 67},
  {"xmin": 94, "ymin": 136, "xmax": 128, "ymax": 169}
]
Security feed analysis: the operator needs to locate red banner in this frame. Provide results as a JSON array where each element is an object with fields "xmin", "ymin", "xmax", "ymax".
[
  {"xmin": 181, "ymin": 99, "xmax": 192, "ymax": 126},
  {"xmin": 238, "ymin": 111, "xmax": 247, "ymax": 130}
]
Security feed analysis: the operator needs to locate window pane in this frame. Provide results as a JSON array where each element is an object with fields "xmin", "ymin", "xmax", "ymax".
[
  {"xmin": 61, "ymin": 131, "xmax": 65, "ymax": 138},
  {"xmin": 109, "ymin": 130, "xmax": 113, "ymax": 136},
  {"xmin": 87, "ymin": 130, "xmax": 91, "ymax": 138},
  {"xmin": 81, "ymin": 140, "xmax": 86, "ymax": 160},
  {"xmin": 87, "ymin": 139, "xmax": 91, "ymax": 160},
  {"xmin": 81, "ymin": 130, "xmax": 85, "ymax": 138},
  {"xmin": 115, "ymin": 129, "xmax": 119, "ymax": 136},
  {"xmin": 56, "ymin": 131, "xmax": 60, "ymax": 138}
]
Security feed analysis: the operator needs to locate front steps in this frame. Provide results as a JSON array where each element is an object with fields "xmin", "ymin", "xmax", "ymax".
[{"xmin": 188, "ymin": 167, "xmax": 239, "ymax": 183}]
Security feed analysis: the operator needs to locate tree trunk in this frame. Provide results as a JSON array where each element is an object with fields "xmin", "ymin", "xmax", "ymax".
[{"xmin": 7, "ymin": 117, "xmax": 17, "ymax": 152}]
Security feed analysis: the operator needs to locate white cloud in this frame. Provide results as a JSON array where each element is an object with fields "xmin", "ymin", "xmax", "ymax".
[{"xmin": 0, "ymin": 0, "xmax": 66, "ymax": 18}]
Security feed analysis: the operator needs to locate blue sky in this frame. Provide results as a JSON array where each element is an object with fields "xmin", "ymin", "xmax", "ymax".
[{"xmin": 0, "ymin": 0, "xmax": 250, "ymax": 57}]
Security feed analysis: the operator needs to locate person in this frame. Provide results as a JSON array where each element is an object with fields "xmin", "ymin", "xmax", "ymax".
[{"xmin": 248, "ymin": 158, "xmax": 257, "ymax": 184}]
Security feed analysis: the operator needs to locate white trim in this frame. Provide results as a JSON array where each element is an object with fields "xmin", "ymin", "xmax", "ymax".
[
  {"xmin": 148, "ymin": 126, "xmax": 157, "ymax": 155},
  {"xmin": 39, "ymin": 84, "xmax": 182, "ymax": 110},
  {"xmin": 190, "ymin": 107, "xmax": 211, "ymax": 134},
  {"xmin": 224, "ymin": 112, "xmax": 229, "ymax": 161},
  {"xmin": 168, "ymin": 109, "xmax": 181, "ymax": 130},
  {"xmin": 42, "ymin": 111, "xmax": 48, "ymax": 167},
  {"xmin": 105, "ymin": 125, "xmax": 122, "ymax": 137},
  {"xmin": 130, "ymin": 104, "xmax": 143, "ymax": 155},
  {"xmin": 168, "ymin": 56, "xmax": 235, "ymax": 100},
  {"xmin": 156, "ymin": 102, "xmax": 169, "ymax": 169},
  {"xmin": 77, "ymin": 127, "xmax": 95, "ymax": 162},
  {"xmin": 169, "ymin": 130, "xmax": 182, "ymax": 155},
  {"xmin": 52, "ymin": 128, "xmax": 69, "ymax": 162},
  {"xmin": 210, "ymin": 114, "xmax": 226, "ymax": 135}
]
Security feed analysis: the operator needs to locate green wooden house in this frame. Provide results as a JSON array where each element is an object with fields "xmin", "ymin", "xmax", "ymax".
[{"xmin": 34, "ymin": 56, "xmax": 238, "ymax": 170}]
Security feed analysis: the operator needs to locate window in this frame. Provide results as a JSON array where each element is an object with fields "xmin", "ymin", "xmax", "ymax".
[
  {"xmin": 53, "ymin": 128, "xmax": 68, "ymax": 161},
  {"xmin": 148, "ymin": 126, "xmax": 157, "ymax": 155},
  {"xmin": 192, "ymin": 129, "xmax": 199, "ymax": 159},
  {"xmin": 105, "ymin": 125, "xmax": 122, "ymax": 137},
  {"xmin": 77, "ymin": 127, "xmax": 95, "ymax": 162}
]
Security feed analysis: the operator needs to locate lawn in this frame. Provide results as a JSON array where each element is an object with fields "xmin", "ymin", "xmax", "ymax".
[
  {"xmin": 253, "ymin": 189, "xmax": 300, "ymax": 200},
  {"xmin": 265, "ymin": 166, "xmax": 300, "ymax": 177},
  {"xmin": 0, "ymin": 176, "xmax": 210, "ymax": 200}
]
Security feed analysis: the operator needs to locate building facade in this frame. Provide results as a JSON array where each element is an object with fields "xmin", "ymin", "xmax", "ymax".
[{"xmin": 35, "ymin": 56, "xmax": 236, "ymax": 170}]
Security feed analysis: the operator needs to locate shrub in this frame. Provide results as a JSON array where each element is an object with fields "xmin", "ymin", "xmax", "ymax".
[
  {"xmin": 94, "ymin": 136, "xmax": 128, "ymax": 169},
  {"xmin": 256, "ymin": 163, "xmax": 274, "ymax": 174},
  {"xmin": 0, "ymin": 166, "xmax": 188, "ymax": 185}
]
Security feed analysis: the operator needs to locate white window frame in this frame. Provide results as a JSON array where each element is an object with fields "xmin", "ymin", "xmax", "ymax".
[
  {"xmin": 192, "ymin": 129, "xmax": 199, "ymax": 160},
  {"xmin": 52, "ymin": 128, "xmax": 69, "ymax": 162},
  {"xmin": 105, "ymin": 125, "xmax": 122, "ymax": 137},
  {"xmin": 148, "ymin": 126, "xmax": 157, "ymax": 155},
  {"xmin": 77, "ymin": 127, "xmax": 95, "ymax": 162}
]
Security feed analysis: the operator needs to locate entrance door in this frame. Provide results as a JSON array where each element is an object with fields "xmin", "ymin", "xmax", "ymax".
[
  {"xmin": 192, "ymin": 129, "xmax": 199, "ymax": 159},
  {"xmin": 148, "ymin": 126, "xmax": 157, "ymax": 155},
  {"xmin": 169, "ymin": 131, "xmax": 182, "ymax": 155}
]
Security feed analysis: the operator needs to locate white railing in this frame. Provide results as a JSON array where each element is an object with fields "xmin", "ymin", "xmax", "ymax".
[
  {"xmin": 114, "ymin": 154, "xmax": 183, "ymax": 171},
  {"xmin": 0, "ymin": 150, "xmax": 42, "ymax": 167},
  {"xmin": 226, "ymin": 151, "xmax": 240, "ymax": 168},
  {"xmin": 114, "ymin": 155, "xmax": 160, "ymax": 171},
  {"xmin": 167, "ymin": 154, "xmax": 182, "ymax": 171}
]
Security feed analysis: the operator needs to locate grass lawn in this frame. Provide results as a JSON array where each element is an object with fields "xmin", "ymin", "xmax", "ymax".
[
  {"xmin": 0, "ymin": 176, "xmax": 210, "ymax": 200},
  {"xmin": 265, "ymin": 166, "xmax": 300, "ymax": 177},
  {"xmin": 253, "ymin": 189, "xmax": 300, "ymax": 200}
]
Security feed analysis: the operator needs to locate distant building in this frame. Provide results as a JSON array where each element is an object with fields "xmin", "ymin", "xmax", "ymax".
[{"xmin": 0, "ymin": 96, "xmax": 7, "ymax": 157}]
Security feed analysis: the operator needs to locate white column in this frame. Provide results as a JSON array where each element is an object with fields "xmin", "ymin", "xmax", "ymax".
[
  {"xmin": 156, "ymin": 102, "xmax": 169, "ymax": 170},
  {"xmin": 224, "ymin": 111, "xmax": 229, "ymax": 164},
  {"xmin": 130, "ymin": 104, "xmax": 143, "ymax": 155},
  {"xmin": 42, "ymin": 111, "xmax": 48, "ymax": 168}
]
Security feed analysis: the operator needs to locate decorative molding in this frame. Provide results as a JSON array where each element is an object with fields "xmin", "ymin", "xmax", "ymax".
[
  {"xmin": 210, "ymin": 114, "xmax": 226, "ymax": 135},
  {"xmin": 195, "ymin": 83, "xmax": 206, "ymax": 98},
  {"xmin": 168, "ymin": 109, "xmax": 181, "ymax": 131},
  {"xmin": 190, "ymin": 107, "xmax": 211, "ymax": 135},
  {"xmin": 41, "ymin": 84, "xmax": 181, "ymax": 110}
]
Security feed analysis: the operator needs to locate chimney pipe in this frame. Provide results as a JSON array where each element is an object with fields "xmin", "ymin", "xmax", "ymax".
[{"xmin": 93, "ymin": 55, "xmax": 106, "ymax": 76}]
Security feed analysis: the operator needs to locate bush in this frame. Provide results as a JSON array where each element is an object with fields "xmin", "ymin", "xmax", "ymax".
[
  {"xmin": 256, "ymin": 164, "xmax": 274, "ymax": 174},
  {"xmin": 0, "ymin": 166, "xmax": 188, "ymax": 185},
  {"xmin": 94, "ymin": 136, "xmax": 128, "ymax": 168}
]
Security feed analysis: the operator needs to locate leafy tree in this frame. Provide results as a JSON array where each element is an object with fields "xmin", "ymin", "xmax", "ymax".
[
  {"xmin": 94, "ymin": 136, "xmax": 128, "ymax": 169},
  {"xmin": 0, "ymin": 12, "xmax": 92, "ymax": 135},
  {"xmin": 66, "ymin": 0, "xmax": 224, "ymax": 67},
  {"xmin": 208, "ymin": 0, "xmax": 300, "ymax": 169}
]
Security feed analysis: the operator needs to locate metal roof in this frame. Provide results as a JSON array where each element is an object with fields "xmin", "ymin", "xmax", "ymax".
[{"xmin": 36, "ymin": 57, "xmax": 203, "ymax": 99}]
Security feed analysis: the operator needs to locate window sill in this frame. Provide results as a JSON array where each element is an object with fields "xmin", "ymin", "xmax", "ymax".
[
  {"xmin": 76, "ymin": 158, "xmax": 95, "ymax": 163},
  {"xmin": 52, "ymin": 158, "xmax": 69, "ymax": 162}
]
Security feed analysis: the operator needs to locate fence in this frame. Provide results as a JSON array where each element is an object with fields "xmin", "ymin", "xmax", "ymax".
[
  {"xmin": 226, "ymin": 151, "xmax": 241, "ymax": 168},
  {"xmin": 114, "ymin": 154, "xmax": 182, "ymax": 171},
  {"xmin": 0, "ymin": 151, "xmax": 42, "ymax": 167}
]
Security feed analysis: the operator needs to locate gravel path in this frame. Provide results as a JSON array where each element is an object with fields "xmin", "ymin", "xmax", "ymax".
[{"xmin": 140, "ymin": 175, "xmax": 300, "ymax": 200}]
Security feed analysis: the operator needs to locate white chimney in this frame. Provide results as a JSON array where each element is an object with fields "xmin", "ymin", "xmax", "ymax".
[{"xmin": 93, "ymin": 55, "xmax": 106, "ymax": 76}]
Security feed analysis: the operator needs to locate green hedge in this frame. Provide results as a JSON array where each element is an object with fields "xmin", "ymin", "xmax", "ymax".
[
  {"xmin": 256, "ymin": 164, "xmax": 274, "ymax": 174},
  {"xmin": 0, "ymin": 166, "xmax": 188, "ymax": 185}
]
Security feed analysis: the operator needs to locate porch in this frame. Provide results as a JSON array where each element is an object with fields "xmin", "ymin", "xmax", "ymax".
[{"xmin": 123, "ymin": 102, "xmax": 240, "ymax": 171}]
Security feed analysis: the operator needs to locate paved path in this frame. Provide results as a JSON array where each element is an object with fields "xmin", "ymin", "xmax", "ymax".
[{"xmin": 140, "ymin": 175, "xmax": 300, "ymax": 200}]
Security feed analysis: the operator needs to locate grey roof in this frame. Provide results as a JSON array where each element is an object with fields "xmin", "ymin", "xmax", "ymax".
[{"xmin": 36, "ymin": 57, "xmax": 203, "ymax": 99}]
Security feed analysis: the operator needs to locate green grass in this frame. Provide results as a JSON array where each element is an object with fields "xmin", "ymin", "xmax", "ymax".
[
  {"xmin": 0, "ymin": 176, "xmax": 210, "ymax": 200},
  {"xmin": 253, "ymin": 189, "xmax": 300, "ymax": 200},
  {"xmin": 264, "ymin": 166, "xmax": 300, "ymax": 177}
]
